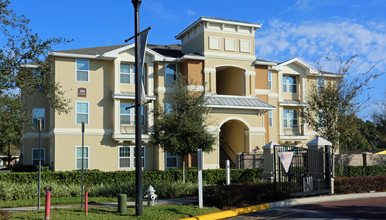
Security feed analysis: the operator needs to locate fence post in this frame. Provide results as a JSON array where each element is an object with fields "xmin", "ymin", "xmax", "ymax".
[
  {"xmin": 226, "ymin": 160, "xmax": 230, "ymax": 185},
  {"xmin": 197, "ymin": 149, "xmax": 203, "ymax": 208}
]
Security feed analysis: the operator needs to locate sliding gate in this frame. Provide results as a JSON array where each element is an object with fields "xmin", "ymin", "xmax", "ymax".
[{"xmin": 273, "ymin": 145, "xmax": 332, "ymax": 199}]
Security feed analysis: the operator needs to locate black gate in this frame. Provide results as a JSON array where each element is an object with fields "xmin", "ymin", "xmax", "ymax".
[{"xmin": 273, "ymin": 145, "xmax": 332, "ymax": 199}]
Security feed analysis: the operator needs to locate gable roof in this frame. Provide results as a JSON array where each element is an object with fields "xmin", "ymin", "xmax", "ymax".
[{"xmin": 272, "ymin": 57, "xmax": 319, "ymax": 74}]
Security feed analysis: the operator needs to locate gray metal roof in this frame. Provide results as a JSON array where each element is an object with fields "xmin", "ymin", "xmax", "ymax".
[{"xmin": 205, "ymin": 95, "xmax": 275, "ymax": 110}]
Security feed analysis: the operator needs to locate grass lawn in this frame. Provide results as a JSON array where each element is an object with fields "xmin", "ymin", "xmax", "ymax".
[
  {"xmin": 0, "ymin": 197, "xmax": 121, "ymax": 208},
  {"xmin": 8, "ymin": 205, "xmax": 220, "ymax": 219}
]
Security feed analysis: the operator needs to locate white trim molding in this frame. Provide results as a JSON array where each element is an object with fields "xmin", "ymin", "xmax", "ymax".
[{"xmin": 186, "ymin": 85, "xmax": 204, "ymax": 92}]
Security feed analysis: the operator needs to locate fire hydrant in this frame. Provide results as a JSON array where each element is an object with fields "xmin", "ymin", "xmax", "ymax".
[{"xmin": 144, "ymin": 185, "xmax": 157, "ymax": 206}]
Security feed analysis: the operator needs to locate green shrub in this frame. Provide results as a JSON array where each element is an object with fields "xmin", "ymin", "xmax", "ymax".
[
  {"xmin": 203, "ymin": 183, "xmax": 275, "ymax": 208},
  {"xmin": 334, "ymin": 176, "xmax": 386, "ymax": 194},
  {"xmin": 11, "ymin": 165, "xmax": 50, "ymax": 172},
  {"xmin": 0, "ymin": 168, "xmax": 264, "ymax": 185},
  {"xmin": 335, "ymin": 165, "xmax": 386, "ymax": 177},
  {"xmin": 0, "ymin": 180, "xmax": 197, "ymax": 201}
]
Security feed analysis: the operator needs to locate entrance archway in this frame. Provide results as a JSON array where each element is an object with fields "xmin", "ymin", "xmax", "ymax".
[{"xmin": 219, "ymin": 120, "xmax": 249, "ymax": 168}]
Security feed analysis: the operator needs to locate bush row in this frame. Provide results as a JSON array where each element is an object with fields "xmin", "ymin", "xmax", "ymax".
[
  {"xmin": 203, "ymin": 175, "xmax": 386, "ymax": 209},
  {"xmin": 334, "ymin": 176, "xmax": 386, "ymax": 194},
  {"xmin": 203, "ymin": 183, "xmax": 275, "ymax": 208},
  {"xmin": 0, "ymin": 180, "xmax": 197, "ymax": 201},
  {"xmin": 0, "ymin": 168, "xmax": 263, "ymax": 186},
  {"xmin": 334, "ymin": 165, "xmax": 386, "ymax": 177}
]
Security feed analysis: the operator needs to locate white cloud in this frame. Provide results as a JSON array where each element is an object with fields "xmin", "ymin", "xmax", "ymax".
[
  {"xmin": 186, "ymin": 9, "xmax": 196, "ymax": 16},
  {"xmin": 255, "ymin": 19, "xmax": 386, "ymax": 74}
]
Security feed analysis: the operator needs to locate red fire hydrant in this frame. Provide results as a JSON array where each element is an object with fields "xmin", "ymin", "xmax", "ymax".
[
  {"xmin": 85, "ymin": 189, "xmax": 88, "ymax": 215},
  {"xmin": 44, "ymin": 186, "xmax": 53, "ymax": 220}
]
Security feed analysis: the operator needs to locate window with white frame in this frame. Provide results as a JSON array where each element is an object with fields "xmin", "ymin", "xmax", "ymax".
[
  {"xmin": 120, "ymin": 103, "xmax": 132, "ymax": 125},
  {"xmin": 118, "ymin": 146, "xmax": 131, "ymax": 168},
  {"xmin": 120, "ymin": 63, "xmax": 131, "ymax": 84},
  {"xmin": 132, "ymin": 64, "xmax": 146, "ymax": 85},
  {"xmin": 133, "ymin": 106, "xmax": 146, "ymax": 125},
  {"xmin": 282, "ymin": 75, "xmax": 297, "ymax": 93},
  {"xmin": 268, "ymin": 71, "xmax": 272, "ymax": 90},
  {"xmin": 133, "ymin": 146, "xmax": 145, "ymax": 168},
  {"xmin": 165, "ymin": 63, "xmax": 177, "ymax": 85},
  {"xmin": 318, "ymin": 110, "xmax": 325, "ymax": 128},
  {"xmin": 317, "ymin": 77, "xmax": 325, "ymax": 93},
  {"xmin": 32, "ymin": 148, "xmax": 45, "ymax": 165},
  {"xmin": 76, "ymin": 59, "xmax": 89, "ymax": 82},
  {"xmin": 32, "ymin": 108, "xmax": 45, "ymax": 130},
  {"xmin": 165, "ymin": 102, "xmax": 172, "ymax": 114},
  {"xmin": 76, "ymin": 102, "xmax": 89, "ymax": 124},
  {"xmin": 269, "ymin": 110, "xmax": 273, "ymax": 127},
  {"xmin": 75, "ymin": 146, "xmax": 89, "ymax": 169},
  {"xmin": 166, "ymin": 151, "xmax": 178, "ymax": 168},
  {"xmin": 283, "ymin": 109, "xmax": 298, "ymax": 128}
]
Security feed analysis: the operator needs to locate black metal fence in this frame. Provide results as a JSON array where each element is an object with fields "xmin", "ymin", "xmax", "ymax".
[{"xmin": 273, "ymin": 145, "xmax": 331, "ymax": 199}]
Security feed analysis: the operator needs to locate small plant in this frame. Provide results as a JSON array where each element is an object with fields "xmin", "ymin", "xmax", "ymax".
[{"xmin": 0, "ymin": 210, "xmax": 10, "ymax": 219}]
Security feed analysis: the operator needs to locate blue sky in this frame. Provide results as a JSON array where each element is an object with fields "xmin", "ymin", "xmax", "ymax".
[{"xmin": 9, "ymin": 0, "xmax": 385, "ymax": 119}]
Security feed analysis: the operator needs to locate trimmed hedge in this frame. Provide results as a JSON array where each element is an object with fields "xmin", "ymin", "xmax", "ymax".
[
  {"xmin": 0, "ymin": 168, "xmax": 263, "ymax": 186},
  {"xmin": 334, "ymin": 165, "xmax": 386, "ymax": 177},
  {"xmin": 203, "ymin": 183, "xmax": 275, "ymax": 208},
  {"xmin": 334, "ymin": 176, "xmax": 386, "ymax": 194}
]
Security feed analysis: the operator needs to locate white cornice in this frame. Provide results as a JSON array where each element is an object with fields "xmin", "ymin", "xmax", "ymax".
[
  {"xmin": 272, "ymin": 57, "xmax": 318, "ymax": 74},
  {"xmin": 50, "ymin": 52, "xmax": 103, "ymax": 59},
  {"xmin": 204, "ymin": 51, "xmax": 256, "ymax": 61},
  {"xmin": 255, "ymin": 89, "xmax": 270, "ymax": 95},
  {"xmin": 186, "ymin": 85, "xmax": 204, "ymax": 92},
  {"xmin": 177, "ymin": 55, "xmax": 206, "ymax": 61},
  {"xmin": 254, "ymin": 60, "xmax": 278, "ymax": 66}
]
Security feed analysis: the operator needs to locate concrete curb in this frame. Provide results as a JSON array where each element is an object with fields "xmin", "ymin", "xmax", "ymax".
[{"xmin": 180, "ymin": 192, "xmax": 386, "ymax": 220}]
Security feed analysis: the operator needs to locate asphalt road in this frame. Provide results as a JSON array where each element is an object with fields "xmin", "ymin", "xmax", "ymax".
[{"xmin": 229, "ymin": 197, "xmax": 386, "ymax": 220}]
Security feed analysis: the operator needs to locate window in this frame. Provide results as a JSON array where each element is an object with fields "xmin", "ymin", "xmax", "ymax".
[
  {"xmin": 120, "ymin": 103, "xmax": 132, "ymax": 125},
  {"xmin": 119, "ymin": 146, "xmax": 131, "ymax": 168},
  {"xmin": 133, "ymin": 106, "xmax": 146, "ymax": 125},
  {"xmin": 166, "ymin": 151, "xmax": 178, "ymax": 168},
  {"xmin": 165, "ymin": 103, "xmax": 172, "ymax": 114},
  {"xmin": 268, "ymin": 71, "xmax": 272, "ymax": 90},
  {"xmin": 76, "ymin": 59, "xmax": 89, "ymax": 82},
  {"xmin": 283, "ymin": 109, "xmax": 298, "ymax": 128},
  {"xmin": 318, "ymin": 110, "xmax": 325, "ymax": 128},
  {"xmin": 133, "ymin": 146, "xmax": 145, "ymax": 168},
  {"xmin": 282, "ymin": 75, "xmax": 297, "ymax": 93},
  {"xmin": 120, "ymin": 63, "xmax": 131, "ymax": 84},
  {"xmin": 76, "ymin": 102, "xmax": 89, "ymax": 124},
  {"xmin": 317, "ymin": 77, "xmax": 325, "ymax": 93},
  {"xmin": 269, "ymin": 110, "xmax": 273, "ymax": 127},
  {"xmin": 118, "ymin": 146, "xmax": 145, "ymax": 168},
  {"xmin": 75, "ymin": 146, "xmax": 89, "ymax": 170},
  {"xmin": 32, "ymin": 148, "xmax": 45, "ymax": 165},
  {"xmin": 132, "ymin": 64, "xmax": 146, "ymax": 85},
  {"xmin": 32, "ymin": 108, "xmax": 45, "ymax": 130},
  {"xmin": 165, "ymin": 63, "xmax": 177, "ymax": 85}
]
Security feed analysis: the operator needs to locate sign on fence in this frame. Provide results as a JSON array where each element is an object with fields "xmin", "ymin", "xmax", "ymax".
[{"xmin": 278, "ymin": 152, "xmax": 294, "ymax": 173}]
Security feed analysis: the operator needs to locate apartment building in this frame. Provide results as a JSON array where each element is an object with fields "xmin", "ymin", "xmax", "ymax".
[{"xmin": 21, "ymin": 17, "xmax": 337, "ymax": 171}]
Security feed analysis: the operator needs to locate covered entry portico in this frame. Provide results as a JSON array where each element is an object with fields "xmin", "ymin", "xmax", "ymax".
[{"xmin": 206, "ymin": 95, "xmax": 275, "ymax": 168}]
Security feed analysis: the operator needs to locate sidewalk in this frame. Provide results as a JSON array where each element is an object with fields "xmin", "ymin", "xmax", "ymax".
[
  {"xmin": 1, "ymin": 196, "xmax": 198, "ymax": 213},
  {"xmin": 182, "ymin": 192, "xmax": 386, "ymax": 220}
]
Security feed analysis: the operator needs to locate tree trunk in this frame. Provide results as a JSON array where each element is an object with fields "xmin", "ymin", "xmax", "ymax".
[{"xmin": 182, "ymin": 157, "xmax": 186, "ymax": 183}]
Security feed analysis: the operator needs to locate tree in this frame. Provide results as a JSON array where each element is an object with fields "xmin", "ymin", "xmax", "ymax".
[
  {"xmin": 304, "ymin": 54, "xmax": 383, "ymax": 154},
  {"xmin": 0, "ymin": 0, "xmax": 71, "ymax": 113},
  {"xmin": 372, "ymin": 92, "xmax": 386, "ymax": 149},
  {"xmin": 0, "ymin": 94, "xmax": 26, "ymax": 167},
  {"xmin": 150, "ymin": 73, "xmax": 215, "ymax": 182},
  {"xmin": 0, "ymin": 0, "xmax": 71, "ymax": 157}
]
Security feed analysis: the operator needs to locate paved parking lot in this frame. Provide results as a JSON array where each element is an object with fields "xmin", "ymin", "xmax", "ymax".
[{"xmin": 229, "ymin": 197, "xmax": 386, "ymax": 219}]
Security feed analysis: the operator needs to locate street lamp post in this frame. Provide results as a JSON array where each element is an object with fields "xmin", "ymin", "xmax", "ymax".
[{"xmin": 132, "ymin": 0, "xmax": 143, "ymax": 216}]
